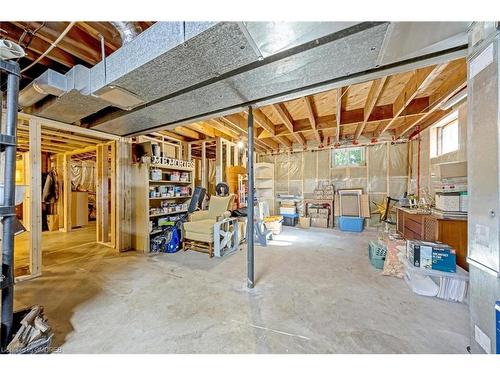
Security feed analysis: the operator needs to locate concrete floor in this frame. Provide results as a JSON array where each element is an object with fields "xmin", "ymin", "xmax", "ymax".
[
  {"xmin": 13, "ymin": 225, "xmax": 470, "ymax": 353},
  {"xmin": 13, "ymin": 222, "xmax": 99, "ymax": 276}
]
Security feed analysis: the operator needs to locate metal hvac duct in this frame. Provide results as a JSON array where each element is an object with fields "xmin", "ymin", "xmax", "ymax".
[
  {"xmin": 110, "ymin": 21, "xmax": 142, "ymax": 45},
  {"xmin": 18, "ymin": 69, "xmax": 67, "ymax": 107},
  {"xmin": 18, "ymin": 22, "xmax": 470, "ymax": 133}
]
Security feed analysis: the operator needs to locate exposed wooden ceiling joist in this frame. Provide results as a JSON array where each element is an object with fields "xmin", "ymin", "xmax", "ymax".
[
  {"xmin": 375, "ymin": 64, "xmax": 446, "ymax": 137},
  {"xmin": 353, "ymin": 77, "xmax": 387, "ymax": 142},
  {"xmin": 396, "ymin": 65, "xmax": 467, "ymax": 138}
]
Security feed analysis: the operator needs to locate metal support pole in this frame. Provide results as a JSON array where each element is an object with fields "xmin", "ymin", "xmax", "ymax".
[
  {"xmin": 1, "ymin": 69, "xmax": 20, "ymax": 351},
  {"xmin": 247, "ymin": 106, "xmax": 255, "ymax": 288}
]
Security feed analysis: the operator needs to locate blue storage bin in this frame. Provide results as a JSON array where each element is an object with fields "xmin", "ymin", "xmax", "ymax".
[
  {"xmin": 339, "ymin": 216, "xmax": 364, "ymax": 232},
  {"xmin": 282, "ymin": 213, "xmax": 299, "ymax": 226}
]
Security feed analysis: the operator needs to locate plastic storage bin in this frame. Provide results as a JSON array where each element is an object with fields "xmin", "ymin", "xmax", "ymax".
[
  {"xmin": 264, "ymin": 216, "xmax": 283, "ymax": 235},
  {"xmin": 339, "ymin": 216, "xmax": 364, "ymax": 232},
  {"xmin": 282, "ymin": 213, "xmax": 299, "ymax": 226},
  {"xmin": 368, "ymin": 241, "xmax": 387, "ymax": 269}
]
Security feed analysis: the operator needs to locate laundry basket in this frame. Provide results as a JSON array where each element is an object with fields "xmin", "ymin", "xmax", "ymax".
[{"xmin": 368, "ymin": 241, "xmax": 387, "ymax": 269}]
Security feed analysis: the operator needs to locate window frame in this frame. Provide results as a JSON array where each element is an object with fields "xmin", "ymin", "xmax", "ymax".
[
  {"xmin": 332, "ymin": 147, "xmax": 366, "ymax": 168},
  {"xmin": 430, "ymin": 111, "xmax": 459, "ymax": 158}
]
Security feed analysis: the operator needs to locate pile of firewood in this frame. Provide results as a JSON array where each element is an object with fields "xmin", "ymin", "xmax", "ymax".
[{"xmin": 7, "ymin": 305, "xmax": 53, "ymax": 354}]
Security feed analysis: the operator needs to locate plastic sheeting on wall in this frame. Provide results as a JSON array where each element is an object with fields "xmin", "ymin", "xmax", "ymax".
[
  {"xmin": 275, "ymin": 153, "xmax": 289, "ymax": 193},
  {"xmin": 367, "ymin": 144, "xmax": 387, "ymax": 193},
  {"xmin": 317, "ymin": 150, "xmax": 330, "ymax": 179},
  {"xmin": 302, "ymin": 151, "xmax": 316, "ymax": 194},
  {"xmin": 70, "ymin": 160, "xmax": 96, "ymax": 192},
  {"xmin": 257, "ymin": 141, "xmax": 412, "ymax": 225}
]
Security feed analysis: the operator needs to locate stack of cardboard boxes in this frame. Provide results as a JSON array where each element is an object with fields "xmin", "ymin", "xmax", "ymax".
[
  {"xmin": 313, "ymin": 184, "xmax": 335, "ymax": 199},
  {"xmin": 308, "ymin": 207, "xmax": 330, "ymax": 228}
]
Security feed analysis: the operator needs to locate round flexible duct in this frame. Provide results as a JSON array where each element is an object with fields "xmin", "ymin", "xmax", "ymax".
[{"xmin": 110, "ymin": 22, "xmax": 142, "ymax": 45}]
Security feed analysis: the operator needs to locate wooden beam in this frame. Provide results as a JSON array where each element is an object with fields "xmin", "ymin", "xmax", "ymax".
[
  {"xmin": 302, "ymin": 96, "xmax": 322, "ymax": 144},
  {"xmin": 335, "ymin": 87, "xmax": 348, "ymax": 143},
  {"xmin": 207, "ymin": 119, "xmax": 240, "ymax": 139},
  {"xmin": 76, "ymin": 22, "xmax": 120, "ymax": 52},
  {"xmin": 354, "ymin": 77, "xmax": 387, "ymax": 142},
  {"xmin": 173, "ymin": 126, "xmax": 202, "ymax": 140},
  {"xmin": 376, "ymin": 64, "xmax": 445, "ymax": 136},
  {"xmin": 253, "ymin": 109, "xmax": 276, "ymax": 136},
  {"xmin": 396, "ymin": 67, "xmax": 467, "ymax": 138},
  {"xmin": 13, "ymin": 21, "xmax": 99, "ymax": 65},
  {"xmin": 188, "ymin": 122, "xmax": 236, "ymax": 142},
  {"xmin": 37, "ymin": 127, "xmax": 101, "ymax": 145},
  {"xmin": 1, "ymin": 22, "xmax": 77, "ymax": 67},
  {"xmin": 157, "ymin": 130, "xmax": 187, "ymax": 142},
  {"xmin": 185, "ymin": 123, "xmax": 215, "ymax": 138},
  {"xmin": 272, "ymin": 104, "xmax": 294, "ymax": 133},
  {"xmin": 276, "ymin": 136, "xmax": 292, "ymax": 149},
  {"xmin": 65, "ymin": 145, "xmax": 98, "ymax": 156},
  {"xmin": 271, "ymin": 104, "xmax": 306, "ymax": 147},
  {"xmin": 219, "ymin": 115, "xmax": 271, "ymax": 151},
  {"xmin": 260, "ymin": 137, "xmax": 280, "ymax": 150},
  {"xmin": 18, "ymin": 113, "xmax": 121, "ymax": 140}
]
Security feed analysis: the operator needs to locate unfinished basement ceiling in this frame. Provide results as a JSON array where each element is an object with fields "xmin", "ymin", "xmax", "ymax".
[
  {"xmin": 149, "ymin": 57, "xmax": 467, "ymax": 152},
  {"xmin": 17, "ymin": 21, "xmax": 470, "ymax": 136}
]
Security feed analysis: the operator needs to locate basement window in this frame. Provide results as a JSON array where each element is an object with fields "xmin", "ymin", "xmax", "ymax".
[
  {"xmin": 430, "ymin": 111, "xmax": 459, "ymax": 157},
  {"xmin": 333, "ymin": 147, "xmax": 365, "ymax": 167}
]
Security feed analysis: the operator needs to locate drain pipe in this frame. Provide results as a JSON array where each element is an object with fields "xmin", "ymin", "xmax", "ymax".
[{"xmin": 247, "ymin": 106, "xmax": 255, "ymax": 289}]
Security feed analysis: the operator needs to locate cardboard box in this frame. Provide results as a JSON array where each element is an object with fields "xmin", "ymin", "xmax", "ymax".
[
  {"xmin": 432, "ymin": 247, "xmax": 457, "ymax": 273},
  {"xmin": 299, "ymin": 217, "xmax": 310, "ymax": 229},
  {"xmin": 311, "ymin": 217, "xmax": 329, "ymax": 228},
  {"xmin": 318, "ymin": 208, "xmax": 329, "ymax": 216},
  {"xmin": 420, "ymin": 244, "xmax": 433, "ymax": 270},
  {"xmin": 408, "ymin": 242, "xmax": 421, "ymax": 267},
  {"xmin": 407, "ymin": 240, "xmax": 457, "ymax": 272},
  {"xmin": 308, "ymin": 208, "xmax": 318, "ymax": 215}
]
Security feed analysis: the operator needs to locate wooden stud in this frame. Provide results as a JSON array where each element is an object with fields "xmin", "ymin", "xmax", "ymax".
[
  {"xmin": 96, "ymin": 143, "xmax": 110, "ymax": 243},
  {"xmin": 215, "ymin": 137, "xmax": 223, "ymax": 184},
  {"xmin": 116, "ymin": 140, "xmax": 132, "ymax": 251},
  {"xmin": 109, "ymin": 141, "xmax": 117, "ymax": 249},
  {"xmin": 201, "ymin": 141, "xmax": 208, "ymax": 189},
  {"xmin": 28, "ymin": 119, "xmax": 42, "ymax": 276},
  {"xmin": 62, "ymin": 153, "xmax": 72, "ymax": 232}
]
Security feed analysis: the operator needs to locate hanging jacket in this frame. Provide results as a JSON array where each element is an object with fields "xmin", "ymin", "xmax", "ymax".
[{"xmin": 42, "ymin": 170, "xmax": 59, "ymax": 203}]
